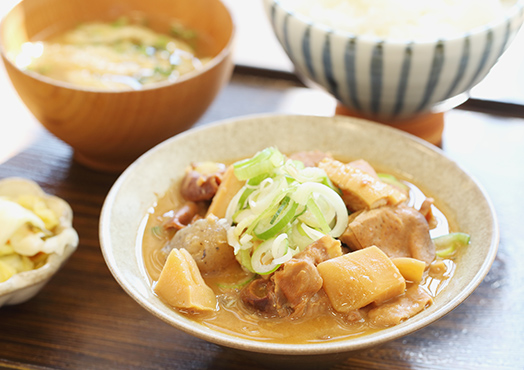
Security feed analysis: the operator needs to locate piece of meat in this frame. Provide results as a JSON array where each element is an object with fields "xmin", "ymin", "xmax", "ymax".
[
  {"xmin": 240, "ymin": 278, "xmax": 288, "ymax": 318},
  {"xmin": 241, "ymin": 257, "xmax": 324, "ymax": 319},
  {"xmin": 288, "ymin": 150, "xmax": 332, "ymax": 167},
  {"xmin": 340, "ymin": 204, "xmax": 436, "ymax": 265},
  {"xmin": 162, "ymin": 202, "xmax": 200, "ymax": 230},
  {"xmin": 347, "ymin": 159, "xmax": 379, "ymax": 178},
  {"xmin": 318, "ymin": 157, "xmax": 407, "ymax": 212},
  {"xmin": 368, "ymin": 285, "xmax": 433, "ymax": 327},
  {"xmin": 294, "ymin": 235, "xmax": 343, "ymax": 265},
  {"xmin": 418, "ymin": 197, "xmax": 437, "ymax": 229},
  {"xmin": 180, "ymin": 162, "xmax": 226, "ymax": 202},
  {"xmin": 206, "ymin": 165, "xmax": 245, "ymax": 219},
  {"xmin": 166, "ymin": 214, "xmax": 236, "ymax": 275},
  {"xmin": 272, "ymin": 259, "xmax": 323, "ymax": 318}
]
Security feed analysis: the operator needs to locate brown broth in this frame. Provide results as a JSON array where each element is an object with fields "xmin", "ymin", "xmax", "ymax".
[{"xmin": 138, "ymin": 161, "xmax": 459, "ymax": 344}]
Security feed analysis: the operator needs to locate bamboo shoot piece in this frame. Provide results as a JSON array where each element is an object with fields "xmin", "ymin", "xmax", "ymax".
[
  {"xmin": 317, "ymin": 246, "xmax": 406, "ymax": 312},
  {"xmin": 391, "ymin": 257, "xmax": 426, "ymax": 283},
  {"xmin": 206, "ymin": 165, "xmax": 245, "ymax": 219},
  {"xmin": 154, "ymin": 248, "xmax": 217, "ymax": 312}
]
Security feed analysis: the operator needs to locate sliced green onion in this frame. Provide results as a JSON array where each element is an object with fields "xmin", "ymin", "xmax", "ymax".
[
  {"xmin": 226, "ymin": 148, "xmax": 349, "ymax": 274},
  {"xmin": 253, "ymin": 197, "xmax": 298, "ymax": 240},
  {"xmin": 306, "ymin": 197, "xmax": 330, "ymax": 234},
  {"xmin": 233, "ymin": 147, "xmax": 283, "ymax": 181},
  {"xmin": 237, "ymin": 188, "xmax": 255, "ymax": 211},
  {"xmin": 291, "ymin": 182, "xmax": 348, "ymax": 237},
  {"xmin": 217, "ymin": 274, "xmax": 256, "ymax": 290},
  {"xmin": 151, "ymin": 226, "xmax": 163, "ymax": 239},
  {"xmin": 247, "ymin": 173, "xmax": 268, "ymax": 186},
  {"xmin": 251, "ymin": 239, "xmax": 281, "ymax": 275},
  {"xmin": 378, "ymin": 173, "xmax": 410, "ymax": 192},
  {"xmin": 236, "ymin": 248, "xmax": 255, "ymax": 273},
  {"xmin": 301, "ymin": 224, "xmax": 326, "ymax": 241},
  {"xmin": 433, "ymin": 232, "xmax": 470, "ymax": 257},
  {"xmin": 287, "ymin": 221, "xmax": 315, "ymax": 251},
  {"xmin": 271, "ymin": 234, "xmax": 289, "ymax": 259}
]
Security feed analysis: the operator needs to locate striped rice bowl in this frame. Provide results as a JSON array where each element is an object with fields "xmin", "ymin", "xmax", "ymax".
[{"xmin": 263, "ymin": 0, "xmax": 524, "ymax": 120}]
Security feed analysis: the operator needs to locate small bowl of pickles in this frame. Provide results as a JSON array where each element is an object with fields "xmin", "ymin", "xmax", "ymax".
[{"xmin": 0, "ymin": 178, "xmax": 78, "ymax": 307}]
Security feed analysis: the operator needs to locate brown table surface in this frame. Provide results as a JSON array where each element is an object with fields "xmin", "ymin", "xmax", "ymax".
[
  {"xmin": 1, "ymin": 1, "xmax": 524, "ymax": 367},
  {"xmin": 1, "ymin": 64, "xmax": 524, "ymax": 369}
]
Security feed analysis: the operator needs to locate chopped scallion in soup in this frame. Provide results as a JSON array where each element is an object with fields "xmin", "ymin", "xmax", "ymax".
[{"xmin": 13, "ymin": 17, "xmax": 210, "ymax": 90}]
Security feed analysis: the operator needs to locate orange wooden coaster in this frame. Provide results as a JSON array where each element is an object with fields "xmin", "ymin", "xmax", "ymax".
[{"xmin": 335, "ymin": 104, "xmax": 445, "ymax": 147}]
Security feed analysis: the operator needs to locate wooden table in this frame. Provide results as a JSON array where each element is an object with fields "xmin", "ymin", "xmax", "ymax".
[{"xmin": 2, "ymin": 2, "xmax": 524, "ymax": 369}]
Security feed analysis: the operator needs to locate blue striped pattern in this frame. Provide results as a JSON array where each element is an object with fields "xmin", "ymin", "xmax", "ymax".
[
  {"xmin": 283, "ymin": 13, "xmax": 293, "ymax": 61},
  {"xmin": 370, "ymin": 42, "xmax": 384, "ymax": 114},
  {"xmin": 466, "ymin": 30, "xmax": 494, "ymax": 89},
  {"xmin": 267, "ymin": 0, "xmax": 524, "ymax": 119},
  {"xmin": 393, "ymin": 43, "xmax": 413, "ymax": 116},
  {"xmin": 416, "ymin": 41, "xmax": 445, "ymax": 113},
  {"xmin": 322, "ymin": 32, "xmax": 339, "ymax": 100},
  {"xmin": 344, "ymin": 38, "xmax": 361, "ymax": 111},
  {"xmin": 443, "ymin": 36, "xmax": 470, "ymax": 100},
  {"xmin": 302, "ymin": 25, "xmax": 315, "ymax": 79}
]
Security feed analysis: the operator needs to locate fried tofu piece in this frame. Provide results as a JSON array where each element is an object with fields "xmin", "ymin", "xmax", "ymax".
[{"xmin": 340, "ymin": 204, "xmax": 436, "ymax": 265}]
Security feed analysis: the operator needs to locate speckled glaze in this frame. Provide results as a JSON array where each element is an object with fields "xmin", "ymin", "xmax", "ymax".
[
  {"xmin": 100, "ymin": 114, "xmax": 498, "ymax": 356},
  {"xmin": 0, "ymin": 178, "xmax": 78, "ymax": 307},
  {"xmin": 263, "ymin": 0, "xmax": 524, "ymax": 120}
]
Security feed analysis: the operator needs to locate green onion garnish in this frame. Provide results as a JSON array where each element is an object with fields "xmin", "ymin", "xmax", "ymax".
[
  {"xmin": 378, "ymin": 173, "xmax": 409, "ymax": 192},
  {"xmin": 226, "ymin": 148, "xmax": 349, "ymax": 275},
  {"xmin": 151, "ymin": 226, "xmax": 163, "ymax": 239},
  {"xmin": 433, "ymin": 232, "xmax": 470, "ymax": 257}
]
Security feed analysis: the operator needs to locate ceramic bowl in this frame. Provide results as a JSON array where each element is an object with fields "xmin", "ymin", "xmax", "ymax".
[
  {"xmin": 0, "ymin": 178, "xmax": 78, "ymax": 307},
  {"xmin": 262, "ymin": 0, "xmax": 524, "ymax": 121},
  {"xmin": 0, "ymin": 0, "xmax": 234, "ymax": 172},
  {"xmin": 99, "ymin": 114, "xmax": 498, "ymax": 358}
]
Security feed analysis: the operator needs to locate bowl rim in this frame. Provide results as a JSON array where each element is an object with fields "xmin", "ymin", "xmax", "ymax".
[
  {"xmin": 267, "ymin": 0, "xmax": 524, "ymax": 45},
  {"xmin": 0, "ymin": 0, "xmax": 235, "ymax": 94},
  {"xmin": 99, "ymin": 113, "xmax": 499, "ymax": 355}
]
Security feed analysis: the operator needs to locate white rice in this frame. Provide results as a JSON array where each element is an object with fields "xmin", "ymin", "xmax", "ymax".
[{"xmin": 278, "ymin": 0, "xmax": 516, "ymax": 41}]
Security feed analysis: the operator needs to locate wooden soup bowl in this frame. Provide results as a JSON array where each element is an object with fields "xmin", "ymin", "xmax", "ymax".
[{"xmin": 0, "ymin": 0, "xmax": 235, "ymax": 172}]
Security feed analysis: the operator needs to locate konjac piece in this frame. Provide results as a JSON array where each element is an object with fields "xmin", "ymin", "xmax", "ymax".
[
  {"xmin": 340, "ymin": 204, "xmax": 436, "ymax": 265},
  {"xmin": 318, "ymin": 157, "xmax": 407, "ymax": 212},
  {"xmin": 154, "ymin": 248, "xmax": 217, "ymax": 312},
  {"xmin": 317, "ymin": 246, "xmax": 406, "ymax": 312},
  {"xmin": 166, "ymin": 214, "xmax": 236, "ymax": 275}
]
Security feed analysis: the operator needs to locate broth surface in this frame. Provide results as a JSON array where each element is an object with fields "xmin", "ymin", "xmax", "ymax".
[{"xmin": 13, "ymin": 17, "xmax": 209, "ymax": 90}]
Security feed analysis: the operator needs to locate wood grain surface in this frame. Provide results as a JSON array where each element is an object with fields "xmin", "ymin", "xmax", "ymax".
[{"xmin": 1, "ymin": 68, "xmax": 523, "ymax": 369}]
